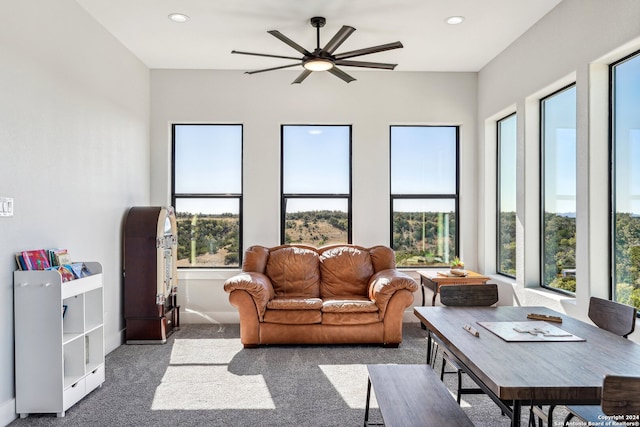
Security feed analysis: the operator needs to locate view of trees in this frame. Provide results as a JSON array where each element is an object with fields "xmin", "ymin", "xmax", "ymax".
[
  {"xmin": 498, "ymin": 212, "xmax": 516, "ymax": 276},
  {"xmin": 174, "ymin": 208, "xmax": 640, "ymax": 311},
  {"xmin": 543, "ymin": 213, "xmax": 576, "ymax": 292},
  {"xmin": 393, "ymin": 211, "xmax": 456, "ymax": 267},
  {"xmin": 175, "ymin": 212, "xmax": 239, "ymax": 267},
  {"xmin": 537, "ymin": 212, "xmax": 640, "ymax": 311},
  {"xmin": 284, "ymin": 210, "xmax": 348, "ymax": 246},
  {"xmin": 614, "ymin": 213, "xmax": 640, "ymax": 309}
]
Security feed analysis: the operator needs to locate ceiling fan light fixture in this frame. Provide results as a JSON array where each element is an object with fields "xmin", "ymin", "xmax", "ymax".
[{"xmin": 303, "ymin": 57, "xmax": 334, "ymax": 72}]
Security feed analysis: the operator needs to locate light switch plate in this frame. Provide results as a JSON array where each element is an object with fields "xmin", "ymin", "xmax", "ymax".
[{"xmin": 0, "ymin": 197, "xmax": 14, "ymax": 216}]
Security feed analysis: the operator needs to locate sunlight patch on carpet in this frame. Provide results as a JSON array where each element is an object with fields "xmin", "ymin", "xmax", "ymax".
[
  {"xmin": 318, "ymin": 364, "xmax": 378, "ymax": 410},
  {"xmin": 169, "ymin": 338, "xmax": 243, "ymax": 365},
  {"xmin": 151, "ymin": 338, "xmax": 275, "ymax": 410},
  {"xmin": 151, "ymin": 365, "xmax": 275, "ymax": 410}
]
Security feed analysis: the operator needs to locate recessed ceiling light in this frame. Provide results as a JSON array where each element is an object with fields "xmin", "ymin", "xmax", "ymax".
[
  {"xmin": 445, "ymin": 16, "xmax": 465, "ymax": 25},
  {"xmin": 168, "ymin": 13, "xmax": 190, "ymax": 23}
]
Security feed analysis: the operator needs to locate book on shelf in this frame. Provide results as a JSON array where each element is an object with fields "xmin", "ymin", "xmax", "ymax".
[
  {"xmin": 20, "ymin": 249, "xmax": 51, "ymax": 270},
  {"xmin": 48, "ymin": 248, "xmax": 71, "ymax": 266},
  {"xmin": 47, "ymin": 265, "xmax": 75, "ymax": 282},
  {"xmin": 68, "ymin": 262, "xmax": 91, "ymax": 279},
  {"xmin": 15, "ymin": 248, "xmax": 92, "ymax": 281},
  {"xmin": 15, "ymin": 253, "xmax": 27, "ymax": 270}
]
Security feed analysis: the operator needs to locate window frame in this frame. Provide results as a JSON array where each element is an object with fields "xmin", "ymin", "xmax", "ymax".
[
  {"xmin": 389, "ymin": 125, "xmax": 460, "ymax": 268},
  {"xmin": 539, "ymin": 84, "xmax": 577, "ymax": 294},
  {"xmin": 496, "ymin": 113, "xmax": 517, "ymax": 278},
  {"xmin": 609, "ymin": 48, "xmax": 640, "ymax": 308},
  {"xmin": 280, "ymin": 124, "xmax": 353, "ymax": 245},
  {"xmin": 171, "ymin": 123, "xmax": 243, "ymax": 268}
]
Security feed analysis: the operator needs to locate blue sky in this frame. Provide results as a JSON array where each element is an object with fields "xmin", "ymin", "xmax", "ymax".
[
  {"xmin": 499, "ymin": 114, "xmax": 517, "ymax": 213},
  {"xmin": 174, "ymin": 124, "xmax": 241, "ymax": 215},
  {"xmin": 543, "ymin": 85, "xmax": 577, "ymax": 215},
  {"xmin": 615, "ymin": 53, "xmax": 640, "ymax": 215},
  {"xmin": 174, "ymin": 124, "xmax": 460, "ymax": 215},
  {"xmin": 391, "ymin": 126, "xmax": 457, "ymax": 196}
]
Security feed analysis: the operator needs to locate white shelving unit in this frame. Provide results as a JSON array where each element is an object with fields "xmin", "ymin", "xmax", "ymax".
[{"xmin": 14, "ymin": 262, "xmax": 104, "ymax": 418}]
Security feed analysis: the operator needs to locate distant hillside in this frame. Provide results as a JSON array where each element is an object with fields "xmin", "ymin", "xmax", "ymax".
[{"xmin": 284, "ymin": 210, "xmax": 347, "ymax": 246}]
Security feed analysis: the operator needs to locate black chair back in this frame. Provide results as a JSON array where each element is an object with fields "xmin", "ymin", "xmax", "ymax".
[
  {"xmin": 588, "ymin": 297, "xmax": 637, "ymax": 338},
  {"xmin": 439, "ymin": 284, "xmax": 498, "ymax": 307}
]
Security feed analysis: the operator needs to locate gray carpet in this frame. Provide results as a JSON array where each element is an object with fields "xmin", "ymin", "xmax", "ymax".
[{"xmin": 10, "ymin": 323, "xmax": 559, "ymax": 426}]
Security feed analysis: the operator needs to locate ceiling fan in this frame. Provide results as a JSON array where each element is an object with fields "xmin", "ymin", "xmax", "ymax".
[{"xmin": 231, "ymin": 16, "xmax": 403, "ymax": 84}]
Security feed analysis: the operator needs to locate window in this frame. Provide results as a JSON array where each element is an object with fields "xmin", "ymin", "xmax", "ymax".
[
  {"xmin": 540, "ymin": 85, "xmax": 576, "ymax": 292},
  {"xmin": 281, "ymin": 125, "xmax": 351, "ymax": 246},
  {"xmin": 497, "ymin": 113, "xmax": 517, "ymax": 277},
  {"xmin": 172, "ymin": 124, "xmax": 242, "ymax": 268},
  {"xmin": 611, "ymin": 50, "xmax": 640, "ymax": 310},
  {"xmin": 390, "ymin": 126, "xmax": 459, "ymax": 267}
]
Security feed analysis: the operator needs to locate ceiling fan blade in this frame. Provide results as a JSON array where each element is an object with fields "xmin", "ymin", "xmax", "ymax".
[
  {"xmin": 291, "ymin": 70, "xmax": 312, "ymax": 84},
  {"xmin": 334, "ymin": 41, "xmax": 403, "ymax": 60},
  {"xmin": 335, "ymin": 60, "xmax": 397, "ymax": 70},
  {"xmin": 323, "ymin": 25, "xmax": 356, "ymax": 54},
  {"xmin": 267, "ymin": 30, "xmax": 312, "ymax": 56},
  {"xmin": 245, "ymin": 63, "xmax": 301, "ymax": 75},
  {"xmin": 232, "ymin": 50, "xmax": 301, "ymax": 61},
  {"xmin": 328, "ymin": 67, "xmax": 356, "ymax": 83}
]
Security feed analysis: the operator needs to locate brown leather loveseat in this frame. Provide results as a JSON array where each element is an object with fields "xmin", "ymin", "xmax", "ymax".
[{"xmin": 224, "ymin": 244, "xmax": 418, "ymax": 348}]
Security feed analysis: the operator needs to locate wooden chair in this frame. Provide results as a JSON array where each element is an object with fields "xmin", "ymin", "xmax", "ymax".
[
  {"xmin": 601, "ymin": 375, "xmax": 640, "ymax": 415},
  {"xmin": 558, "ymin": 375, "xmax": 640, "ymax": 427},
  {"xmin": 558, "ymin": 297, "xmax": 637, "ymax": 426},
  {"xmin": 436, "ymin": 284, "xmax": 498, "ymax": 403},
  {"xmin": 587, "ymin": 296, "xmax": 637, "ymax": 338}
]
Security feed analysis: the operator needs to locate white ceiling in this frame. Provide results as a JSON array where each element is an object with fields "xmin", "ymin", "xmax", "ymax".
[{"xmin": 76, "ymin": 0, "xmax": 562, "ymax": 72}]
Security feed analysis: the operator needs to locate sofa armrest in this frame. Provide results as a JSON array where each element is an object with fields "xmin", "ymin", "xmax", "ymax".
[
  {"xmin": 224, "ymin": 272, "xmax": 275, "ymax": 320},
  {"xmin": 369, "ymin": 269, "xmax": 418, "ymax": 318}
]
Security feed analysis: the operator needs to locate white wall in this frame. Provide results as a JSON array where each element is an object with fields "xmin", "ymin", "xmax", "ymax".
[
  {"xmin": 0, "ymin": 1, "xmax": 149, "ymax": 424},
  {"xmin": 150, "ymin": 69, "xmax": 477, "ymax": 323},
  {"xmin": 477, "ymin": 0, "xmax": 640, "ymax": 332}
]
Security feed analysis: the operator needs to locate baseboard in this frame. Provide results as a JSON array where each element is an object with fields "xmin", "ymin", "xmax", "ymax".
[
  {"xmin": 105, "ymin": 328, "xmax": 126, "ymax": 355},
  {"xmin": 0, "ymin": 398, "xmax": 16, "ymax": 427}
]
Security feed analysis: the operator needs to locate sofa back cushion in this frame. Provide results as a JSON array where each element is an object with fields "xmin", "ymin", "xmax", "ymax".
[
  {"xmin": 242, "ymin": 245, "xmax": 270, "ymax": 273},
  {"xmin": 369, "ymin": 245, "xmax": 397, "ymax": 272},
  {"xmin": 319, "ymin": 245, "xmax": 374, "ymax": 298},
  {"xmin": 266, "ymin": 246, "xmax": 321, "ymax": 297}
]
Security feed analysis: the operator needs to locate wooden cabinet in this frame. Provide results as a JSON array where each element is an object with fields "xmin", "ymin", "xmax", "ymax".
[
  {"xmin": 123, "ymin": 206, "xmax": 179, "ymax": 343},
  {"xmin": 13, "ymin": 262, "xmax": 104, "ymax": 418}
]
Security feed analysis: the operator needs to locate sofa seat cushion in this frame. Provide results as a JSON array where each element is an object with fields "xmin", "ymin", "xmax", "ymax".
[
  {"xmin": 267, "ymin": 297, "xmax": 323, "ymax": 310},
  {"xmin": 266, "ymin": 246, "xmax": 321, "ymax": 297},
  {"xmin": 319, "ymin": 246, "xmax": 374, "ymax": 298},
  {"xmin": 322, "ymin": 312, "xmax": 380, "ymax": 326},
  {"xmin": 263, "ymin": 309, "xmax": 321, "ymax": 325},
  {"xmin": 322, "ymin": 298, "xmax": 379, "ymax": 313}
]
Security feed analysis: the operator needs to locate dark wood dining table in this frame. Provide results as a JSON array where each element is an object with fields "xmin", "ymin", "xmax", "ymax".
[{"xmin": 414, "ymin": 305, "xmax": 640, "ymax": 427}]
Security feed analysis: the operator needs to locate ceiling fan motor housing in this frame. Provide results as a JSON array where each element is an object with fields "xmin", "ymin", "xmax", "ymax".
[{"xmin": 310, "ymin": 17, "xmax": 326, "ymax": 28}]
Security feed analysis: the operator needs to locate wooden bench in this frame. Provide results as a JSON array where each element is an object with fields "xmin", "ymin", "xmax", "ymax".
[{"xmin": 364, "ymin": 364, "xmax": 474, "ymax": 427}]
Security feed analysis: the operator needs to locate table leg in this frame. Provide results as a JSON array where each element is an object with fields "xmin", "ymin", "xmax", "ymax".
[
  {"xmin": 426, "ymin": 331, "xmax": 432, "ymax": 365},
  {"xmin": 511, "ymin": 400, "xmax": 521, "ymax": 427},
  {"xmin": 431, "ymin": 283, "xmax": 438, "ymax": 306},
  {"xmin": 420, "ymin": 277, "xmax": 428, "ymax": 329},
  {"xmin": 364, "ymin": 377, "xmax": 372, "ymax": 427}
]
